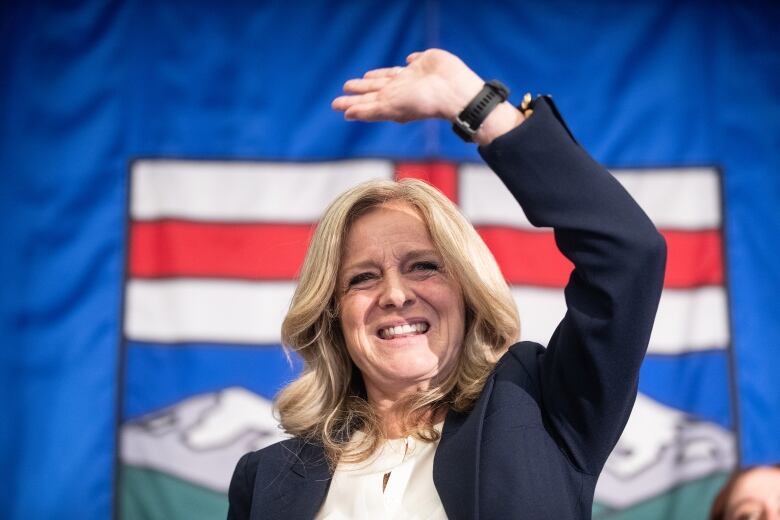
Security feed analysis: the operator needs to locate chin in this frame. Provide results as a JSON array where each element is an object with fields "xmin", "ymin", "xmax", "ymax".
[{"xmin": 382, "ymin": 355, "xmax": 452, "ymax": 387}]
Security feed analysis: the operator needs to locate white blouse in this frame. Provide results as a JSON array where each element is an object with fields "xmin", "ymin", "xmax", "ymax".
[{"xmin": 315, "ymin": 424, "xmax": 447, "ymax": 520}]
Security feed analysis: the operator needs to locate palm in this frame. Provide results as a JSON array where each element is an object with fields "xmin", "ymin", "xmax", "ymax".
[{"xmin": 332, "ymin": 49, "xmax": 483, "ymax": 123}]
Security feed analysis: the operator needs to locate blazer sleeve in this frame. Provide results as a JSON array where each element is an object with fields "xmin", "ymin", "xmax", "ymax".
[{"xmin": 478, "ymin": 97, "xmax": 667, "ymax": 476}]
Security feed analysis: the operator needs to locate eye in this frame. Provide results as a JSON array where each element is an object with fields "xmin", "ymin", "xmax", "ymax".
[
  {"xmin": 347, "ymin": 272, "xmax": 376, "ymax": 287},
  {"xmin": 410, "ymin": 261, "xmax": 440, "ymax": 273}
]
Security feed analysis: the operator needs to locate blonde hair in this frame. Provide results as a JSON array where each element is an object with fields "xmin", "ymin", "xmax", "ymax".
[{"xmin": 276, "ymin": 178, "xmax": 520, "ymax": 466}]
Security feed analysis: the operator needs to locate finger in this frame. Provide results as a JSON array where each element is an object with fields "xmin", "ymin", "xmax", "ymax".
[
  {"xmin": 343, "ymin": 77, "xmax": 391, "ymax": 94},
  {"xmin": 363, "ymin": 66, "xmax": 403, "ymax": 79},
  {"xmin": 332, "ymin": 95, "xmax": 356, "ymax": 112},
  {"xmin": 344, "ymin": 101, "xmax": 387, "ymax": 122},
  {"xmin": 331, "ymin": 92, "xmax": 378, "ymax": 112},
  {"xmin": 406, "ymin": 52, "xmax": 422, "ymax": 63}
]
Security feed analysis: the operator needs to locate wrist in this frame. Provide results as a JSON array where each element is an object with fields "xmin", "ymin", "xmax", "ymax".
[
  {"xmin": 450, "ymin": 79, "xmax": 521, "ymax": 144},
  {"xmin": 439, "ymin": 71, "xmax": 485, "ymax": 121},
  {"xmin": 472, "ymin": 102, "xmax": 525, "ymax": 146}
]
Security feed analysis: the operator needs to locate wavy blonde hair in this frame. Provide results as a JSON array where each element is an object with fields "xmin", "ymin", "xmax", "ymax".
[{"xmin": 276, "ymin": 178, "xmax": 520, "ymax": 466}]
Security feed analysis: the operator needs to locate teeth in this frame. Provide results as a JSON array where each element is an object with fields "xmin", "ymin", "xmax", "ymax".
[{"xmin": 380, "ymin": 322, "xmax": 429, "ymax": 339}]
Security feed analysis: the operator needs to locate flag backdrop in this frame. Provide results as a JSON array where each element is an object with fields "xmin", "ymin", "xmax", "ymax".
[{"xmin": 1, "ymin": 2, "xmax": 778, "ymax": 519}]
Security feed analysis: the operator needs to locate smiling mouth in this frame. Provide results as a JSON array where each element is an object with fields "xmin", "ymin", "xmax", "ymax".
[{"xmin": 378, "ymin": 322, "xmax": 430, "ymax": 340}]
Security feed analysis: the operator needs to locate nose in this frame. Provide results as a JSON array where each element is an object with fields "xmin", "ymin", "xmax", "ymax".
[{"xmin": 378, "ymin": 272, "xmax": 415, "ymax": 309}]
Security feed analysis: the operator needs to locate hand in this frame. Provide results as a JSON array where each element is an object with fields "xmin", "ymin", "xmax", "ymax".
[
  {"xmin": 331, "ymin": 49, "xmax": 484, "ymax": 123},
  {"xmin": 332, "ymin": 48, "xmax": 525, "ymax": 145}
]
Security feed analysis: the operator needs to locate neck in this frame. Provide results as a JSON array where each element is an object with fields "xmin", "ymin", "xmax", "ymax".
[
  {"xmin": 366, "ymin": 393, "xmax": 408, "ymax": 439},
  {"xmin": 366, "ymin": 391, "xmax": 446, "ymax": 439}
]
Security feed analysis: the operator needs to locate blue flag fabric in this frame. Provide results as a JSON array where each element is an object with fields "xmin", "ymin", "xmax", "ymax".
[{"xmin": 2, "ymin": 2, "xmax": 779, "ymax": 519}]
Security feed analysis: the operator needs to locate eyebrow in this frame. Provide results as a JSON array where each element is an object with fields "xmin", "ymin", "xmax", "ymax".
[
  {"xmin": 404, "ymin": 249, "xmax": 442, "ymax": 262},
  {"xmin": 340, "ymin": 249, "xmax": 442, "ymax": 275}
]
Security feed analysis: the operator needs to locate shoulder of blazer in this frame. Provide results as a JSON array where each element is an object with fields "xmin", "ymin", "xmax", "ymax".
[{"xmin": 495, "ymin": 341, "xmax": 546, "ymax": 382}]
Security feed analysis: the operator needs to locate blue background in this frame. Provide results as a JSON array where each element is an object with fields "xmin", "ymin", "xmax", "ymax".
[{"xmin": 1, "ymin": 1, "xmax": 779, "ymax": 517}]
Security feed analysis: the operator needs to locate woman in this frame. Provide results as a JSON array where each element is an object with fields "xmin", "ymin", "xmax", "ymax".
[
  {"xmin": 228, "ymin": 49, "xmax": 666, "ymax": 519},
  {"xmin": 710, "ymin": 465, "xmax": 780, "ymax": 520}
]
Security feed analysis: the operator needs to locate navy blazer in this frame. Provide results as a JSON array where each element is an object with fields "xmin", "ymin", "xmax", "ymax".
[{"xmin": 227, "ymin": 97, "xmax": 667, "ymax": 520}]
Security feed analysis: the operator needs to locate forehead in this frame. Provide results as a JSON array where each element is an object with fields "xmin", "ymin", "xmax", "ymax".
[{"xmin": 342, "ymin": 201, "xmax": 435, "ymax": 259}]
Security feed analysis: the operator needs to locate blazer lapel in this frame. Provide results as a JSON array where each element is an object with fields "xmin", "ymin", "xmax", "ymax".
[{"xmin": 433, "ymin": 374, "xmax": 495, "ymax": 520}]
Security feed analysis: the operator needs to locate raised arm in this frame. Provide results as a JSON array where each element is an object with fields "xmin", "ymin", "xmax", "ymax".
[
  {"xmin": 479, "ymin": 97, "xmax": 666, "ymax": 475},
  {"xmin": 333, "ymin": 49, "xmax": 667, "ymax": 475}
]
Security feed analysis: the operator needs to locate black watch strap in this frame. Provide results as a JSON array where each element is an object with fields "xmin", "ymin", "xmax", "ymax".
[{"xmin": 452, "ymin": 80, "xmax": 510, "ymax": 142}]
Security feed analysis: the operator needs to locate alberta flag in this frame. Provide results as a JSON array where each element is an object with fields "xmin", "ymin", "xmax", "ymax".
[
  {"xmin": 120, "ymin": 158, "xmax": 733, "ymax": 519},
  {"xmin": 2, "ymin": 2, "xmax": 778, "ymax": 519}
]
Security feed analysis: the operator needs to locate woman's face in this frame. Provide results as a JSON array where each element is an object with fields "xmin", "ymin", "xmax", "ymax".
[
  {"xmin": 337, "ymin": 201, "xmax": 465, "ymax": 401},
  {"xmin": 725, "ymin": 467, "xmax": 780, "ymax": 520}
]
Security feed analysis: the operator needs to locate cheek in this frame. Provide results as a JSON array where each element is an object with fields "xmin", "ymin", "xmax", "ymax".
[{"xmin": 338, "ymin": 296, "xmax": 372, "ymax": 349}]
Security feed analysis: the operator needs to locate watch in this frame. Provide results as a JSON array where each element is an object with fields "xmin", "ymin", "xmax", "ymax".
[{"xmin": 451, "ymin": 80, "xmax": 510, "ymax": 142}]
